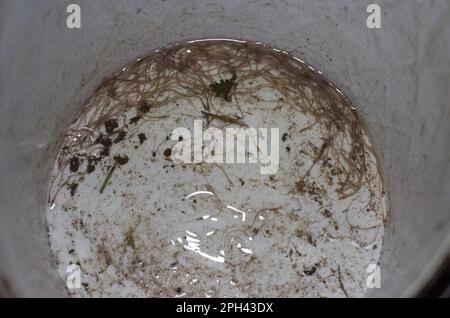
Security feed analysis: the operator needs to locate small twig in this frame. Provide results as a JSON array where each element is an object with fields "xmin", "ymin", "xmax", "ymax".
[
  {"xmin": 338, "ymin": 266, "xmax": 349, "ymax": 298},
  {"xmin": 201, "ymin": 111, "xmax": 248, "ymax": 127},
  {"xmin": 100, "ymin": 164, "xmax": 117, "ymax": 193}
]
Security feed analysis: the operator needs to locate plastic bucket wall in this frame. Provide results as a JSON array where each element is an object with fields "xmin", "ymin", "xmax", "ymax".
[{"xmin": 0, "ymin": 0, "xmax": 449, "ymax": 297}]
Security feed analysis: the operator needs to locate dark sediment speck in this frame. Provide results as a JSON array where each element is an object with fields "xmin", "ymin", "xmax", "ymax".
[
  {"xmin": 69, "ymin": 157, "xmax": 80, "ymax": 173},
  {"xmin": 68, "ymin": 183, "xmax": 78, "ymax": 196},
  {"xmin": 95, "ymin": 135, "xmax": 112, "ymax": 154},
  {"xmin": 86, "ymin": 156, "xmax": 99, "ymax": 174},
  {"xmin": 138, "ymin": 133, "xmax": 147, "ymax": 145},
  {"xmin": 303, "ymin": 266, "xmax": 317, "ymax": 276},
  {"xmin": 104, "ymin": 119, "xmax": 118, "ymax": 134},
  {"xmin": 114, "ymin": 131, "xmax": 127, "ymax": 144},
  {"xmin": 129, "ymin": 116, "xmax": 142, "ymax": 124},
  {"xmin": 163, "ymin": 148, "xmax": 172, "ymax": 158},
  {"xmin": 139, "ymin": 102, "xmax": 151, "ymax": 113},
  {"xmin": 114, "ymin": 155, "xmax": 129, "ymax": 166}
]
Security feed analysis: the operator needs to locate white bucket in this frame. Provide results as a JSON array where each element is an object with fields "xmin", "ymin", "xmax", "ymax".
[{"xmin": 0, "ymin": 0, "xmax": 448, "ymax": 297}]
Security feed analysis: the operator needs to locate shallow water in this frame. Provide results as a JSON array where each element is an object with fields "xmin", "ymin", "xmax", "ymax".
[{"xmin": 47, "ymin": 39, "xmax": 386, "ymax": 297}]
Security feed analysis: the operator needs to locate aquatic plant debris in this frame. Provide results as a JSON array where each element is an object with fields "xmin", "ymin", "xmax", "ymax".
[
  {"xmin": 210, "ymin": 73, "xmax": 237, "ymax": 102},
  {"xmin": 104, "ymin": 119, "xmax": 118, "ymax": 134},
  {"xmin": 201, "ymin": 111, "xmax": 248, "ymax": 127},
  {"xmin": 99, "ymin": 155, "xmax": 129, "ymax": 193},
  {"xmin": 137, "ymin": 133, "xmax": 147, "ymax": 145},
  {"xmin": 139, "ymin": 102, "xmax": 151, "ymax": 113},
  {"xmin": 99, "ymin": 165, "xmax": 116, "ymax": 194},
  {"xmin": 113, "ymin": 155, "xmax": 129, "ymax": 166}
]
